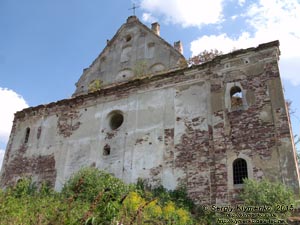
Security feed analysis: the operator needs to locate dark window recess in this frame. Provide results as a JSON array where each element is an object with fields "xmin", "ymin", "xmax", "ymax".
[
  {"xmin": 109, "ymin": 112, "xmax": 124, "ymax": 130},
  {"xmin": 233, "ymin": 158, "xmax": 248, "ymax": 184},
  {"xmin": 24, "ymin": 127, "xmax": 30, "ymax": 144},
  {"xmin": 103, "ymin": 144, "xmax": 111, "ymax": 156},
  {"xmin": 230, "ymin": 86, "xmax": 243, "ymax": 107},
  {"xmin": 125, "ymin": 34, "xmax": 132, "ymax": 42}
]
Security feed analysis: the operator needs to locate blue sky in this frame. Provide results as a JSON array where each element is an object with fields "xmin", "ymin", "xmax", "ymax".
[{"xmin": 1, "ymin": 0, "xmax": 300, "ymax": 167}]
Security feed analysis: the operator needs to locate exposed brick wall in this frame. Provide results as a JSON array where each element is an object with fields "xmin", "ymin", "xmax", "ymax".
[
  {"xmin": 174, "ymin": 117, "xmax": 212, "ymax": 204},
  {"xmin": 1, "ymin": 145, "xmax": 56, "ymax": 188},
  {"xmin": 2, "ymin": 120, "xmax": 17, "ymax": 165},
  {"xmin": 169, "ymin": 44, "xmax": 296, "ymax": 205},
  {"xmin": 211, "ymin": 111, "xmax": 227, "ymax": 205},
  {"xmin": 164, "ymin": 128, "xmax": 174, "ymax": 167},
  {"xmin": 57, "ymin": 110, "xmax": 82, "ymax": 138}
]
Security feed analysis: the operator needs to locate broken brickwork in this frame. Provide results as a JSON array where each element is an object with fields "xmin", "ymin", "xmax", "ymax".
[{"xmin": 57, "ymin": 110, "xmax": 82, "ymax": 138}]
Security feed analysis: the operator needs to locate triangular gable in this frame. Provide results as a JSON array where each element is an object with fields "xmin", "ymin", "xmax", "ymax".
[{"xmin": 73, "ymin": 16, "xmax": 185, "ymax": 97}]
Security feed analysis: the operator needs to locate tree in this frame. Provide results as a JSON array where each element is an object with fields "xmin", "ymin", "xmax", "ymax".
[
  {"xmin": 295, "ymin": 135, "xmax": 300, "ymax": 168},
  {"xmin": 286, "ymin": 100, "xmax": 300, "ymax": 169},
  {"xmin": 188, "ymin": 49, "xmax": 223, "ymax": 66}
]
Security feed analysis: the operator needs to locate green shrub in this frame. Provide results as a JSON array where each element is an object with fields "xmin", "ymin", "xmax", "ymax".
[
  {"xmin": 0, "ymin": 180, "xmax": 85, "ymax": 224},
  {"xmin": 61, "ymin": 167, "xmax": 129, "ymax": 202},
  {"xmin": 10, "ymin": 177, "xmax": 37, "ymax": 198},
  {"xmin": 61, "ymin": 167, "xmax": 131, "ymax": 223},
  {"xmin": 88, "ymin": 79, "xmax": 102, "ymax": 93},
  {"xmin": 118, "ymin": 191, "xmax": 194, "ymax": 225},
  {"xmin": 240, "ymin": 178, "xmax": 295, "ymax": 221},
  {"xmin": 135, "ymin": 179, "xmax": 195, "ymax": 210}
]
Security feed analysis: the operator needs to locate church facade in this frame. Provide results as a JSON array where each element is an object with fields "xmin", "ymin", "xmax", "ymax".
[{"xmin": 1, "ymin": 16, "xmax": 299, "ymax": 204}]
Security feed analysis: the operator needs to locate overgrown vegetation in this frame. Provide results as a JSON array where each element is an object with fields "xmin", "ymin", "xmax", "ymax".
[
  {"xmin": 188, "ymin": 49, "xmax": 223, "ymax": 65},
  {"xmin": 0, "ymin": 168, "xmax": 195, "ymax": 225},
  {"xmin": 0, "ymin": 168, "xmax": 297, "ymax": 224},
  {"xmin": 240, "ymin": 179, "xmax": 296, "ymax": 222},
  {"xmin": 88, "ymin": 79, "xmax": 102, "ymax": 93}
]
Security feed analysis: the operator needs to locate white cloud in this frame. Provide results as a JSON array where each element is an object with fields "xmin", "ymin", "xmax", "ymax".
[
  {"xmin": 190, "ymin": 0, "xmax": 300, "ymax": 86},
  {"xmin": 140, "ymin": 0, "xmax": 224, "ymax": 27},
  {"xmin": 142, "ymin": 12, "xmax": 158, "ymax": 23},
  {"xmin": 238, "ymin": 0, "xmax": 246, "ymax": 6},
  {"xmin": 0, "ymin": 149, "xmax": 4, "ymax": 170},
  {"xmin": 231, "ymin": 15, "xmax": 238, "ymax": 20},
  {"xmin": 191, "ymin": 32, "xmax": 254, "ymax": 55},
  {"xmin": 0, "ymin": 88, "xmax": 28, "ymax": 145}
]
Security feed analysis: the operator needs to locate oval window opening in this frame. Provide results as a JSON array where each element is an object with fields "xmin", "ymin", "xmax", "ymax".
[
  {"xmin": 109, "ymin": 112, "xmax": 124, "ymax": 130},
  {"xmin": 125, "ymin": 35, "xmax": 132, "ymax": 42}
]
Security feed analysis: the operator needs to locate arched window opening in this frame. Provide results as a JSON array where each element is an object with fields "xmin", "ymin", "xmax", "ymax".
[
  {"xmin": 233, "ymin": 158, "xmax": 248, "ymax": 185},
  {"xmin": 230, "ymin": 86, "xmax": 243, "ymax": 107},
  {"xmin": 24, "ymin": 127, "xmax": 30, "ymax": 144}
]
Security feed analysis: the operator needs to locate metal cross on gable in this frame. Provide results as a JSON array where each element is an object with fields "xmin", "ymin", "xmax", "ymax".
[{"xmin": 128, "ymin": 3, "xmax": 140, "ymax": 16}]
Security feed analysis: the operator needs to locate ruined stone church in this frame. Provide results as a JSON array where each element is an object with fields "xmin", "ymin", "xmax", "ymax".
[{"xmin": 1, "ymin": 16, "xmax": 299, "ymax": 204}]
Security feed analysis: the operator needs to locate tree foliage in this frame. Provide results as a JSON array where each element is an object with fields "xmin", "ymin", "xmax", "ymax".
[
  {"xmin": 285, "ymin": 99, "xmax": 300, "ymax": 169},
  {"xmin": 240, "ymin": 178, "xmax": 295, "ymax": 222},
  {"xmin": 188, "ymin": 49, "xmax": 223, "ymax": 66}
]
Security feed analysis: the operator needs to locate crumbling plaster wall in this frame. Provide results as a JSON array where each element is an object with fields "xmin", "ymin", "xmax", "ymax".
[
  {"xmin": 73, "ymin": 16, "xmax": 185, "ymax": 96},
  {"xmin": 1, "ymin": 41, "xmax": 299, "ymax": 204}
]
